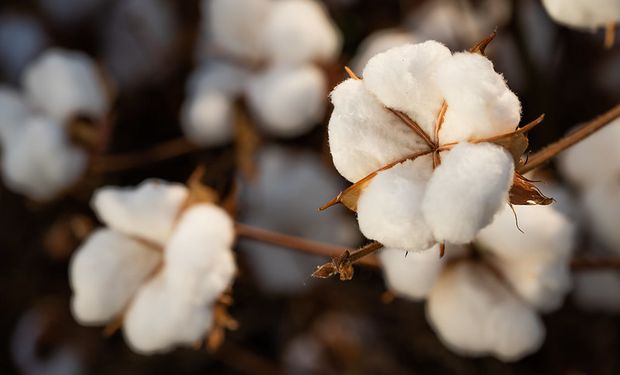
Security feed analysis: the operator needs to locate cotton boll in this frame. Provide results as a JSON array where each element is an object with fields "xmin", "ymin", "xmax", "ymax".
[
  {"xmin": 542, "ymin": 0, "xmax": 620, "ymax": 29},
  {"xmin": 557, "ymin": 118, "xmax": 620, "ymax": 188},
  {"xmin": 357, "ymin": 159, "xmax": 436, "ymax": 252},
  {"xmin": 350, "ymin": 29, "xmax": 419, "ymax": 75},
  {"xmin": 362, "ymin": 41, "xmax": 452, "ymax": 135},
  {"xmin": 123, "ymin": 274, "xmax": 213, "ymax": 354},
  {"xmin": 573, "ymin": 271, "xmax": 620, "ymax": 313},
  {"xmin": 181, "ymin": 90, "xmax": 234, "ymax": 146},
  {"xmin": 427, "ymin": 262, "xmax": 545, "ymax": 362},
  {"xmin": 423, "ymin": 142, "xmax": 514, "ymax": 244},
  {"xmin": 245, "ymin": 65, "xmax": 326, "ymax": 137},
  {"xmin": 164, "ymin": 204, "xmax": 236, "ymax": 304},
  {"xmin": 262, "ymin": 0, "xmax": 342, "ymax": 65},
  {"xmin": 69, "ymin": 229, "xmax": 161, "ymax": 324},
  {"xmin": 582, "ymin": 181, "xmax": 620, "ymax": 253},
  {"xmin": 378, "ymin": 246, "xmax": 444, "ymax": 300},
  {"xmin": 328, "ymin": 79, "xmax": 428, "ymax": 182},
  {"xmin": 206, "ymin": 0, "xmax": 270, "ymax": 61},
  {"xmin": 92, "ymin": 180, "xmax": 189, "ymax": 246},
  {"xmin": 2, "ymin": 117, "xmax": 88, "ymax": 200},
  {"xmin": 0, "ymin": 15, "xmax": 48, "ymax": 83},
  {"xmin": 0, "ymin": 86, "xmax": 30, "ymax": 143},
  {"xmin": 437, "ymin": 52, "xmax": 521, "ymax": 144},
  {"xmin": 186, "ymin": 61, "xmax": 250, "ymax": 97},
  {"xmin": 23, "ymin": 49, "xmax": 108, "ymax": 121}
]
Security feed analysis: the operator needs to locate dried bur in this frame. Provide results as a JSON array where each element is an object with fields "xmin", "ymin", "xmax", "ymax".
[{"xmin": 312, "ymin": 242, "xmax": 382, "ymax": 281}]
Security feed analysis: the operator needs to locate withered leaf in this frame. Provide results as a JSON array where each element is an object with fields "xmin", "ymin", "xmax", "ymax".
[
  {"xmin": 320, "ymin": 174, "xmax": 374, "ymax": 212},
  {"xmin": 469, "ymin": 31, "xmax": 497, "ymax": 55},
  {"xmin": 479, "ymin": 130, "xmax": 529, "ymax": 164},
  {"xmin": 509, "ymin": 173, "xmax": 554, "ymax": 206},
  {"xmin": 338, "ymin": 263, "xmax": 354, "ymax": 281}
]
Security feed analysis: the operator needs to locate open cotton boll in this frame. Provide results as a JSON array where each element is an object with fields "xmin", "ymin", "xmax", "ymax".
[
  {"xmin": 181, "ymin": 90, "xmax": 235, "ymax": 146},
  {"xmin": 558, "ymin": 118, "xmax": 620, "ymax": 188},
  {"xmin": 542, "ymin": 0, "xmax": 620, "ymax": 29},
  {"xmin": 583, "ymin": 181, "xmax": 620, "ymax": 252},
  {"xmin": 123, "ymin": 274, "xmax": 213, "ymax": 354},
  {"xmin": 573, "ymin": 271, "xmax": 620, "ymax": 313},
  {"xmin": 379, "ymin": 246, "xmax": 444, "ymax": 300},
  {"xmin": 328, "ymin": 79, "xmax": 428, "ymax": 182},
  {"xmin": 23, "ymin": 49, "xmax": 107, "ymax": 121},
  {"xmin": 245, "ymin": 65, "xmax": 326, "ymax": 137},
  {"xmin": 427, "ymin": 262, "xmax": 545, "ymax": 362},
  {"xmin": 2, "ymin": 117, "xmax": 87, "ymax": 200},
  {"xmin": 69, "ymin": 229, "xmax": 161, "ymax": 324},
  {"xmin": 422, "ymin": 142, "xmax": 514, "ymax": 245},
  {"xmin": 0, "ymin": 86, "xmax": 30, "ymax": 143},
  {"xmin": 164, "ymin": 204, "xmax": 236, "ymax": 304},
  {"xmin": 357, "ymin": 159, "xmax": 436, "ymax": 252},
  {"xmin": 350, "ymin": 29, "xmax": 419, "ymax": 75},
  {"xmin": 206, "ymin": 0, "xmax": 270, "ymax": 61},
  {"xmin": 262, "ymin": 0, "xmax": 341, "ymax": 65},
  {"xmin": 0, "ymin": 15, "xmax": 47, "ymax": 83},
  {"xmin": 437, "ymin": 52, "xmax": 521, "ymax": 144},
  {"xmin": 92, "ymin": 180, "xmax": 189, "ymax": 246},
  {"xmin": 362, "ymin": 41, "xmax": 452, "ymax": 135}
]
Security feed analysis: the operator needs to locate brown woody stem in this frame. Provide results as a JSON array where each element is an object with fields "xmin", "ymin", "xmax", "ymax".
[
  {"xmin": 571, "ymin": 256, "xmax": 620, "ymax": 270},
  {"xmin": 519, "ymin": 104, "xmax": 620, "ymax": 174}
]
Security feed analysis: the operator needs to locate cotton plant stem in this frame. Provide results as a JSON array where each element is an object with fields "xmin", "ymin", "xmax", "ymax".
[
  {"xmin": 519, "ymin": 104, "xmax": 620, "ymax": 174},
  {"xmin": 571, "ymin": 256, "xmax": 620, "ymax": 270}
]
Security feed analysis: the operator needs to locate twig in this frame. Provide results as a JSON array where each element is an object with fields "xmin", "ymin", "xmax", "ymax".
[
  {"xmin": 571, "ymin": 256, "xmax": 620, "ymax": 271},
  {"xmin": 519, "ymin": 104, "xmax": 620, "ymax": 174}
]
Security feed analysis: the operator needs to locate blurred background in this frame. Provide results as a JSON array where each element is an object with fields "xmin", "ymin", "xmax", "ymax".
[{"xmin": 0, "ymin": 0, "xmax": 619, "ymax": 373}]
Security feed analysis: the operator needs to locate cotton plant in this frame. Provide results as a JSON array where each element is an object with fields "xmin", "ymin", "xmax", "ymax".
[
  {"xmin": 322, "ymin": 38, "xmax": 550, "ymax": 259},
  {"xmin": 69, "ymin": 178, "xmax": 238, "ymax": 354},
  {"xmin": 380, "ymin": 203, "xmax": 575, "ymax": 361},
  {"xmin": 0, "ymin": 48, "xmax": 111, "ymax": 200},
  {"xmin": 181, "ymin": 0, "xmax": 342, "ymax": 146}
]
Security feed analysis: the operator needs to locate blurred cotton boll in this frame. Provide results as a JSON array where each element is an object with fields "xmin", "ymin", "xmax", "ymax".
[
  {"xmin": 542, "ymin": 0, "xmax": 620, "ymax": 29},
  {"xmin": 0, "ymin": 14, "xmax": 48, "ymax": 84},
  {"xmin": 573, "ymin": 271, "xmax": 620, "ymax": 313},
  {"xmin": 350, "ymin": 29, "xmax": 419, "ymax": 75},
  {"xmin": 240, "ymin": 146, "xmax": 360, "ymax": 294}
]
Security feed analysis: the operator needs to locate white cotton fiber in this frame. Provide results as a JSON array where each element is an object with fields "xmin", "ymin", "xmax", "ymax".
[
  {"xmin": 69, "ymin": 229, "xmax": 161, "ymax": 324},
  {"xmin": 583, "ymin": 181, "xmax": 620, "ymax": 253},
  {"xmin": 378, "ymin": 245, "xmax": 444, "ymax": 300},
  {"xmin": 328, "ymin": 79, "xmax": 428, "ymax": 182},
  {"xmin": 123, "ymin": 273, "xmax": 213, "ymax": 354},
  {"xmin": 181, "ymin": 90, "xmax": 235, "ymax": 146},
  {"xmin": 0, "ymin": 86, "xmax": 30, "ymax": 143},
  {"xmin": 437, "ymin": 52, "xmax": 521, "ymax": 144},
  {"xmin": 245, "ymin": 64, "xmax": 326, "ymax": 137},
  {"xmin": 558, "ymin": 118, "xmax": 620, "ymax": 188},
  {"xmin": 357, "ymin": 159, "xmax": 436, "ymax": 252},
  {"xmin": 206, "ymin": 0, "xmax": 270, "ymax": 61},
  {"xmin": 426, "ymin": 262, "xmax": 545, "ymax": 362},
  {"xmin": 350, "ymin": 29, "xmax": 419, "ymax": 75},
  {"xmin": 542, "ymin": 0, "xmax": 620, "ymax": 29},
  {"xmin": 2, "ymin": 117, "xmax": 88, "ymax": 200},
  {"xmin": 362, "ymin": 41, "xmax": 452, "ymax": 135},
  {"xmin": 422, "ymin": 142, "xmax": 514, "ymax": 244},
  {"xmin": 573, "ymin": 271, "xmax": 620, "ymax": 313},
  {"xmin": 262, "ymin": 0, "xmax": 341, "ymax": 65},
  {"xmin": 92, "ymin": 180, "xmax": 189, "ymax": 246},
  {"xmin": 23, "ymin": 49, "xmax": 108, "ymax": 121},
  {"xmin": 164, "ymin": 204, "xmax": 236, "ymax": 304}
]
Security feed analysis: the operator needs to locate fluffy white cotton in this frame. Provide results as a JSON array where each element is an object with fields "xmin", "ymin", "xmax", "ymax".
[
  {"xmin": 436, "ymin": 52, "xmax": 521, "ymax": 144},
  {"xmin": 23, "ymin": 49, "xmax": 108, "ymax": 121},
  {"xmin": 362, "ymin": 41, "xmax": 452, "ymax": 135},
  {"xmin": 245, "ymin": 65, "xmax": 326, "ymax": 137},
  {"xmin": 357, "ymin": 159, "xmax": 436, "ymax": 251},
  {"xmin": 70, "ymin": 229, "xmax": 161, "ymax": 324},
  {"xmin": 477, "ymin": 205, "xmax": 575, "ymax": 312},
  {"xmin": 262, "ymin": 0, "xmax": 341, "ymax": 65},
  {"xmin": 542, "ymin": 0, "xmax": 620, "ymax": 29},
  {"xmin": 378, "ymin": 246, "xmax": 444, "ymax": 300},
  {"xmin": 583, "ymin": 182, "xmax": 620, "ymax": 252},
  {"xmin": 123, "ymin": 274, "xmax": 213, "ymax": 354},
  {"xmin": 328, "ymin": 79, "xmax": 428, "ymax": 182},
  {"xmin": 2, "ymin": 117, "xmax": 88, "ymax": 200},
  {"xmin": 206, "ymin": 0, "xmax": 270, "ymax": 61},
  {"xmin": 422, "ymin": 142, "xmax": 514, "ymax": 244},
  {"xmin": 427, "ymin": 262, "xmax": 545, "ymax": 361},
  {"xmin": 573, "ymin": 271, "xmax": 620, "ymax": 313},
  {"xmin": 165, "ymin": 204, "xmax": 236, "ymax": 304},
  {"xmin": 0, "ymin": 15, "xmax": 47, "ymax": 83},
  {"xmin": 0, "ymin": 86, "xmax": 29, "ymax": 142},
  {"xmin": 558, "ymin": 118, "xmax": 620, "ymax": 188},
  {"xmin": 92, "ymin": 180, "xmax": 189, "ymax": 246},
  {"xmin": 350, "ymin": 29, "xmax": 419, "ymax": 75},
  {"xmin": 181, "ymin": 90, "xmax": 235, "ymax": 146}
]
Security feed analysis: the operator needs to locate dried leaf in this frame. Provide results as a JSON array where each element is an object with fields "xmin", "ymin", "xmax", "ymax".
[
  {"xmin": 338, "ymin": 263, "xmax": 354, "ymax": 281},
  {"xmin": 479, "ymin": 130, "xmax": 529, "ymax": 164},
  {"xmin": 509, "ymin": 173, "xmax": 553, "ymax": 206},
  {"xmin": 320, "ymin": 174, "xmax": 374, "ymax": 212},
  {"xmin": 469, "ymin": 31, "xmax": 497, "ymax": 55},
  {"xmin": 312, "ymin": 261, "xmax": 339, "ymax": 279}
]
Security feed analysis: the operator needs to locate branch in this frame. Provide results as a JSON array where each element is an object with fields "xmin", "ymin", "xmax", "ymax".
[
  {"xmin": 571, "ymin": 256, "xmax": 620, "ymax": 271},
  {"xmin": 519, "ymin": 104, "xmax": 620, "ymax": 174}
]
